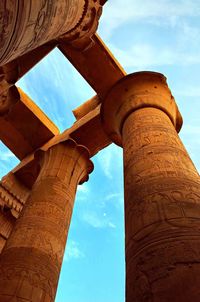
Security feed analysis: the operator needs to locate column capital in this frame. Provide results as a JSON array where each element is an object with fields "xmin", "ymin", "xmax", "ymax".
[
  {"xmin": 101, "ymin": 71, "xmax": 183, "ymax": 146},
  {"xmin": 0, "ymin": 139, "xmax": 93, "ymax": 301},
  {"xmin": 35, "ymin": 138, "xmax": 94, "ymax": 185}
]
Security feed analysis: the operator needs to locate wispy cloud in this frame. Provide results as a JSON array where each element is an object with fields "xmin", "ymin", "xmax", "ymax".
[
  {"xmin": 81, "ymin": 211, "xmax": 116, "ymax": 229},
  {"xmin": 100, "ymin": 0, "xmax": 200, "ymax": 38},
  {"xmin": 97, "ymin": 144, "xmax": 122, "ymax": 179},
  {"xmin": 0, "ymin": 143, "xmax": 19, "ymax": 178},
  {"xmin": 77, "ymin": 183, "xmax": 90, "ymax": 194},
  {"xmin": 105, "ymin": 192, "xmax": 124, "ymax": 210},
  {"xmin": 98, "ymin": 0, "xmax": 200, "ymax": 72},
  {"xmin": 64, "ymin": 240, "xmax": 85, "ymax": 262},
  {"xmin": 105, "ymin": 40, "xmax": 200, "ymax": 71},
  {"xmin": 105, "ymin": 193, "xmax": 121, "ymax": 201},
  {"xmin": 1, "ymin": 150, "xmax": 16, "ymax": 161},
  {"xmin": 18, "ymin": 48, "xmax": 95, "ymax": 132}
]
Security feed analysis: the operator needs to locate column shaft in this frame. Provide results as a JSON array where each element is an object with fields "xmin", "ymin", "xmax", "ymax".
[
  {"xmin": 101, "ymin": 71, "xmax": 200, "ymax": 302},
  {"xmin": 123, "ymin": 107, "xmax": 200, "ymax": 302},
  {"xmin": 0, "ymin": 0, "xmax": 102, "ymax": 65},
  {"xmin": 0, "ymin": 140, "xmax": 93, "ymax": 302}
]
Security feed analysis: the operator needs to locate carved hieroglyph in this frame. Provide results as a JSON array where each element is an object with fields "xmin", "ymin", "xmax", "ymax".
[
  {"xmin": 0, "ymin": 0, "xmax": 102, "ymax": 66},
  {"xmin": 0, "ymin": 173, "xmax": 30, "ymax": 253},
  {"xmin": 0, "ymin": 172, "xmax": 30, "ymax": 217},
  {"xmin": 101, "ymin": 72, "xmax": 200, "ymax": 301},
  {"xmin": 0, "ymin": 139, "xmax": 93, "ymax": 302}
]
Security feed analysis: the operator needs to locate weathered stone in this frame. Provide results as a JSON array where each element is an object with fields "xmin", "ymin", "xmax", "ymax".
[
  {"xmin": 59, "ymin": 34, "xmax": 126, "ymax": 98},
  {"xmin": 101, "ymin": 71, "xmax": 200, "ymax": 302},
  {"xmin": 12, "ymin": 104, "xmax": 111, "ymax": 188},
  {"xmin": 0, "ymin": 173, "xmax": 30, "ymax": 253},
  {"xmin": 0, "ymin": 139, "xmax": 93, "ymax": 302},
  {"xmin": 0, "ymin": 0, "xmax": 102, "ymax": 66},
  {"xmin": 1, "ymin": 42, "xmax": 56, "ymax": 84},
  {"xmin": 0, "ymin": 87, "xmax": 59, "ymax": 159}
]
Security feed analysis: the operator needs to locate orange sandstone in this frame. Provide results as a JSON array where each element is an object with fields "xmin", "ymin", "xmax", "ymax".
[
  {"xmin": 101, "ymin": 71, "xmax": 200, "ymax": 302},
  {"xmin": 0, "ymin": 140, "xmax": 93, "ymax": 302}
]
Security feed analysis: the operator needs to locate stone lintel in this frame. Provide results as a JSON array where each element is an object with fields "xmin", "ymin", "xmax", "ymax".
[
  {"xmin": 59, "ymin": 34, "xmax": 126, "ymax": 98},
  {"xmin": 12, "ymin": 104, "xmax": 110, "ymax": 188},
  {"xmin": 0, "ymin": 87, "xmax": 59, "ymax": 159},
  {"xmin": 73, "ymin": 95, "xmax": 100, "ymax": 120},
  {"xmin": 0, "ymin": 41, "xmax": 56, "ymax": 84}
]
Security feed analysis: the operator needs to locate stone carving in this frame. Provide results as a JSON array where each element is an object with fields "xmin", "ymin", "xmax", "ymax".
[
  {"xmin": 101, "ymin": 71, "xmax": 200, "ymax": 301},
  {"xmin": 0, "ymin": 139, "xmax": 93, "ymax": 302},
  {"xmin": 0, "ymin": 173, "xmax": 29, "ymax": 218},
  {"xmin": 0, "ymin": 211, "xmax": 15, "ymax": 254},
  {"xmin": 60, "ymin": 0, "xmax": 103, "ymax": 49},
  {"xmin": 0, "ymin": 0, "xmax": 102, "ymax": 66},
  {"xmin": 0, "ymin": 80, "xmax": 19, "ymax": 115},
  {"xmin": 0, "ymin": 173, "xmax": 29, "ymax": 255}
]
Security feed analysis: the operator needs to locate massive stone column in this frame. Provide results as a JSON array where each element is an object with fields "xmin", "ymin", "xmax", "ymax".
[
  {"xmin": 101, "ymin": 71, "xmax": 200, "ymax": 301},
  {"xmin": 0, "ymin": 0, "xmax": 102, "ymax": 66},
  {"xmin": 0, "ymin": 139, "xmax": 93, "ymax": 302}
]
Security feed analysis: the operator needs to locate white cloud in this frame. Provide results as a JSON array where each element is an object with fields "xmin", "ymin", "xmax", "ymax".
[
  {"xmin": 105, "ymin": 40, "xmax": 200, "ymax": 71},
  {"xmin": 77, "ymin": 183, "xmax": 90, "ymax": 194},
  {"xmin": 0, "ymin": 145, "xmax": 19, "ymax": 178},
  {"xmin": 17, "ymin": 47, "xmax": 95, "ymax": 132},
  {"xmin": 105, "ymin": 193, "xmax": 120, "ymax": 201},
  {"xmin": 64, "ymin": 240, "xmax": 84, "ymax": 262},
  {"xmin": 97, "ymin": 143, "xmax": 122, "ymax": 179},
  {"xmin": 81, "ymin": 211, "xmax": 116, "ymax": 229},
  {"xmin": 98, "ymin": 1, "xmax": 200, "ymax": 71},
  {"xmin": 1, "ymin": 150, "xmax": 16, "ymax": 161},
  {"xmin": 100, "ymin": 0, "xmax": 200, "ymax": 38}
]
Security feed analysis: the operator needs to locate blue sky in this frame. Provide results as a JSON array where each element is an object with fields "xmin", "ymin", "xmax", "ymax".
[{"xmin": 1, "ymin": 0, "xmax": 200, "ymax": 301}]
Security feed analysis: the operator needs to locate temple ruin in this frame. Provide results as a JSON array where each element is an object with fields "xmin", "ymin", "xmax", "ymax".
[{"xmin": 0, "ymin": 1, "xmax": 200, "ymax": 301}]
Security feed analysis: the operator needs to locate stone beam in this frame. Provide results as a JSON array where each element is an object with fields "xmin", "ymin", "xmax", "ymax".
[
  {"xmin": 0, "ymin": 87, "xmax": 59, "ymax": 159},
  {"xmin": 59, "ymin": 34, "xmax": 126, "ymax": 98},
  {"xmin": 0, "ymin": 0, "xmax": 103, "ymax": 66},
  {"xmin": 73, "ymin": 95, "xmax": 100, "ymax": 120},
  {"xmin": 0, "ymin": 41, "xmax": 56, "ymax": 85},
  {"xmin": 12, "ymin": 104, "xmax": 111, "ymax": 188}
]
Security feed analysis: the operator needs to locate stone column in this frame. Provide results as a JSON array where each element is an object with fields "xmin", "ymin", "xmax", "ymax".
[
  {"xmin": 0, "ymin": 139, "xmax": 93, "ymax": 302},
  {"xmin": 0, "ymin": 0, "xmax": 102, "ymax": 66},
  {"xmin": 101, "ymin": 71, "xmax": 200, "ymax": 302}
]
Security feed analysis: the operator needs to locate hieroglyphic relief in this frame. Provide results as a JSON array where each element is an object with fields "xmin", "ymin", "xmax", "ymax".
[
  {"xmin": 0, "ymin": 173, "xmax": 29, "ymax": 215},
  {"xmin": 0, "ymin": 0, "xmax": 102, "ymax": 65},
  {"xmin": 60, "ymin": 0, "xmax": 103, "ymax": 49},
  {"xmin": 101, "ymin": 72, "xmax": 200, "ymax": 301},
  {"xmin": 0, "ymin": 140, "xmax": 93, "ymax": 301},
  {"xmin": 0, "ymin": 173, "xmax": 30, "ymax": 255},
  {"xmin": 123, "ymin": 107, "xmax": 200, "ymax": 301}
]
